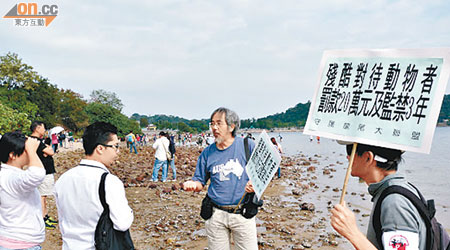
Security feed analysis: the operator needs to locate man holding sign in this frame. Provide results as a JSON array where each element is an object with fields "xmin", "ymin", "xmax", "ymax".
[
  {"xmin": 183, "ymin": 107, "xmax": 258, "ymax": 250},
  {"xmin": 330, "ymin": 143, "xmax": 427, "ymax": 250},
  {"xmin": 303, "ymin": 48, "xmax": 450, "ymax": 250}
]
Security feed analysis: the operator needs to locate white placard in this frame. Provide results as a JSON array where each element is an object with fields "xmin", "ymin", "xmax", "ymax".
[
  {"xmin": 304, "ymin": 48, "xmax": 450, "ymax": 153},
  {"xmin": 246, "ymin": 130, "xmax": 282, "ymax": 199}
]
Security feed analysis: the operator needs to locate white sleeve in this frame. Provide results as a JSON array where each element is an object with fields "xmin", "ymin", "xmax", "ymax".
[
  {"xmin": 105, "ymin": 174, "xmax": 133, "ymax": 231},
  {"xmin": 152, "ymin": 139, "xmax": 159, "ymax": 149},
  {"xmin": 4, "ymin": 167, "xmax": 46, "ymax": 195},
  {"xmin": 382, "ymin": 230, "xmax": 419, "ymax": 250}
]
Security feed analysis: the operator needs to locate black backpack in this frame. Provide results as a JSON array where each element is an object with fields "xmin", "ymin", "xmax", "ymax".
[
  {"xmin": 95, "ymin": 173, "xmax": 134, "ymax": 250},
  {"xmin": 373, "ymin": 184, "xmax": 450, "ymax": 250}
]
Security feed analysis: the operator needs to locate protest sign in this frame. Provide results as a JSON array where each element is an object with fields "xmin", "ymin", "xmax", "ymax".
[
  {"xmin": 246, "ymin": 130, "xmax": 282, "ymax": 199},
  {"xmin": 304, "ymin": 48, "xmax": 450, "ymax": 153}
]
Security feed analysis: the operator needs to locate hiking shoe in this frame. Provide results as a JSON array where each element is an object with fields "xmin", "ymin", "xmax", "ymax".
[
  {"xmin": 44, "ymin": 215, "xmax": 58, "ymax": 225},
  {"xmin": 45, "ymin": 220, "xmax": 56, "ymax": 229}
]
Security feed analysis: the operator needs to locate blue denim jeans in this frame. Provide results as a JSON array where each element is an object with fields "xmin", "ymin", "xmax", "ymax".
[
  {"xmin": 168, "ymin": 158, "xmax": 176, "ymax": 180},
  {"xmin": 152, "ymin": 158, "xmax": 167, "ymax": 181},
  {"xmin": 129, "ymin": 142, "xmax": 138, "ymax": 154},
  {"xmin": 0, "ymin": 245, "xmax": 41, "ymax": 250}
]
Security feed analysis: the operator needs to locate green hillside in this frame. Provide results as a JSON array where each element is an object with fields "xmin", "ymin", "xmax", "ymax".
[
  {"xmin": 439, "ymin": 94, "xmax": 450, "ymax": 123},
  {"xmin": 135, "ymin": 94, "xmax": 450, "ymax": 131}
]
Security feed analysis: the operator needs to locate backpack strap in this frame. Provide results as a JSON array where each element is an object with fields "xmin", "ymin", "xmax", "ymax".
[
  {"xmin": 98, "ymin": 172, "xmax": 109, "ymax": 211},
  {"xmin": 408, "ymin": 182, "xmax": 437, "ymax": 218},
  {"xmin": 244, "ymin": 137, "xmax": 250, "ymax": 162},
  {"xmin": 373, "ymin": 185, "xmax": 433, "ymax": 250}
]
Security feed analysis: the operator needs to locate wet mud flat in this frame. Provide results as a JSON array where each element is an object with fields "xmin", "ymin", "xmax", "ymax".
[{"xmin": 42, "ymin": 145, "xmax": 371, "ymax": 249}]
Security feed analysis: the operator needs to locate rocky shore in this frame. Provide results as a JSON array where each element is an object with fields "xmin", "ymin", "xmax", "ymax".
[{"xmin": 42, "ymin": 144, "xmax": 369, "ymax": 250}]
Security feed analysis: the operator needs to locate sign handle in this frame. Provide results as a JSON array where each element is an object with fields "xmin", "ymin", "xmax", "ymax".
[
  {"xmin": 234, "ymin": 192, "xmax": 247, "ymax": 213},
  {"xmin": 339, "ymin": 142, "xmax": 357, "ymax": 205}
]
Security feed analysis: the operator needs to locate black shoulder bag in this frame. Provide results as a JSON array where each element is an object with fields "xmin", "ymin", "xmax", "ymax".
[
  {"xmin": 200, "ymin": 169, "xmax": 213, "ymax": 220},
  {"xmin": 95, "ymin": 172, "xmax": 135, "ymax": 250}
]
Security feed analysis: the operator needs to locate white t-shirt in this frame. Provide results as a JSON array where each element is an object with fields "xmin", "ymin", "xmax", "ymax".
[
  {"xmin": 0, "ymin": 164, "xmax": 46, "ymax": 244},
  {"xmin": 153, "ymin": 137, "xmax": 170, "ymax": 161}
]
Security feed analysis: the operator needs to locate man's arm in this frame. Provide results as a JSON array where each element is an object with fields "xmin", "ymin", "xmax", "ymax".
[
  {"xmin": 183, "ymin": 149, "xmax": 207, "ymax": 192},
  {"xmin": 106, "ymin": 175, "xmax": 133, "ymax": 231},
  {"xmin": 152, "ymin": 139, "xmax": 159, "ymax": 149},
  {"xmin": 42, "ymin": 145, "xmax": 55, "ymax": 156},
  {"xmin": 6, "ymin": 138, "xmax": 46, "ymax": 194},
  {"xmin": 330, "ymin": 203, "xmax": 378, "ymax": 250},
  {"xmin": 183, "ymin": 180, "xmax": 204, "ymax": 192}
]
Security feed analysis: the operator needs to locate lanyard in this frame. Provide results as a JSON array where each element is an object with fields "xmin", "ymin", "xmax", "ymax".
[{"xmin": 79, "ymin": 163, "xmax": 107, "ymax": 171}]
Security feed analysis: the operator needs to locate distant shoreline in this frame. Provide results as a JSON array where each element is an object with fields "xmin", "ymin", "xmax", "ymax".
[
  {"xmin": 241, "ymin": 128, "xmax": 304, "ymax": 133},
  {"xmin": 143, "ymin": 125, "xmax": 450, "ymax": 135}
]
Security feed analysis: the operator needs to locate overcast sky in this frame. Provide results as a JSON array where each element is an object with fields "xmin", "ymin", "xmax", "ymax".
[{"xmin": 2, "ymin": 0, "xmax": 450, "ymax": 119}]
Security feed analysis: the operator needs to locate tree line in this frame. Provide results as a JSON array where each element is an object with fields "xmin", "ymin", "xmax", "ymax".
[
  {"xmin": 131, "ymin": 114, "xmax": 209, "ymax": 133},
  {"xmin": 131, "ymin": 101, "xmax": 312, "ymax": 132},
  {"xmin": 0, "ymin": 52, "xmax": 140, "ymax": 136},
  {"xmin": 3, "ymin": 51, "xmax": 448, "ymax": 136},
  {"xmin": 134, "ymin": 93, "xmax": 450, "ymax": 132}
]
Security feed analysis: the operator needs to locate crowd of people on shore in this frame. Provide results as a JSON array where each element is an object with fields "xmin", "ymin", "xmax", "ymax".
[{"xmin": 0, "ymin": 107, "xmax": 445, "ymax": 250}]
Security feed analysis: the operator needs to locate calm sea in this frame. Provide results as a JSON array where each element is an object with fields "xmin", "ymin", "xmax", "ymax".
[{"xmin": 265, "ymin": 128, "xmax": 450, "ymax": 231}]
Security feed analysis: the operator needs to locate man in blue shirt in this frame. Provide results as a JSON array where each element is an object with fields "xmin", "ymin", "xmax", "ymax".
[{"xmin": 183, "ymin": 107, "xmax": 257, "ymax": 250}]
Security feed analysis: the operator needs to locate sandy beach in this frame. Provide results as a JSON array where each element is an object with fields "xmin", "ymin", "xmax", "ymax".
[{"xmin": 41, "ymin": 143, "xmax": 358, "ymax": 250}]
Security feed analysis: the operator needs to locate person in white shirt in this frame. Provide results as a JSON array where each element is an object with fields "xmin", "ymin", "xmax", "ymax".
[
  {"xmin": 0, "ymin": 131, "xmax": 45, "ymax": 250},
  {"xmin": 151, "ymin": 131, "xmax": 170, "ymax": 182},
  {"xmin": 54, "ymin": 122, "xmax": 133, "ymax": 250},
  {"xmin": 270, "ymin": 137, "xmax": 283, "ymax": 178}
]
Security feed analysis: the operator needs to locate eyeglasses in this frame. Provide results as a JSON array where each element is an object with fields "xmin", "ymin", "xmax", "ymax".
[
  {"xmin": 209, "ymin": 121, "xmax": 226, "ymax": 128},
  {"xmin": 99, "ymin": 143, "xmax": 120, "ymax": 150}
]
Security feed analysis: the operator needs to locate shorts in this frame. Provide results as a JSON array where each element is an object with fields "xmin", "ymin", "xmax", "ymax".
[{"xmin": 37, "ymin": 174, "xmax": 55, "ymax": 196}]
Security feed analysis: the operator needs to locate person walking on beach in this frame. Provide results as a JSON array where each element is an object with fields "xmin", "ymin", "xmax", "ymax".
[
  {"xmin": 330, "ymin": 143, "xmax": 428, "ymax": 250},
  {"xmin": 143, "ymin": 134, "xmax": 149, "ymax": 146},
  {"xmin": 183, "ymin": 107, "xmax": 258, "ymax": 250},
  {"xmin": 270, "ymin": 137, "xmax": 283, "ymax": 178},
  {"xmin": 126, "ymin": 131, "xmax": 138, "ymax": 154},
  {"xmin": 54, "ymin": 122, "xmax": 133, "ymax": 249},
  {"xmin": 152, "ymin": 131, "xmax": 170, "ymax": 182},
  {"xmin": 0, "ymin": 132, "xmax": 46, "ymax": 249},
  {"xmin": 165, "ymin": 133, "xmax": 177, "ymax": 181},
  {"xmin": 30, "ymin": 121, "xmax": 58, "ymax": 230},
  {"xmin": 278, "ymin": 133, "xmax": 283, "ymax": 142},
  {"xmin": 51, "ymin": 133, "xmax": 58, "ymax": 153}
]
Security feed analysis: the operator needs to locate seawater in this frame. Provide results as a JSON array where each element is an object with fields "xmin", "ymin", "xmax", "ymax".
[{"xmin": 265, "ymin": 128, "xmax": 450, "ymax": 231}]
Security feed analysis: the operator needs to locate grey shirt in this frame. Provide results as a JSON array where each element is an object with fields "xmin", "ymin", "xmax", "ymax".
[{"xmin": 366, "ymin": 173, "xmax": 426, "ymax": 250}]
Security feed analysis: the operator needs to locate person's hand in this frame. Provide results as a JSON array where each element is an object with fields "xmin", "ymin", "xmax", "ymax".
[
  {"xmin": 245, "ymin": 180, "xmax": 254, "ymax": 193},
  {"xmin": 183, "ymin": 180, "xmax": 202, "ymax": 192},
  {"xmin": 25, "ymin": 137, "xmax": 40, "ymax": 153},
  {"xmin": 330, "ymin": 203, "xmax": 359, "ymax": 239},
  {"xmin": 331, "ymin": 203, "xmax": 378, "ymax": 250}
]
